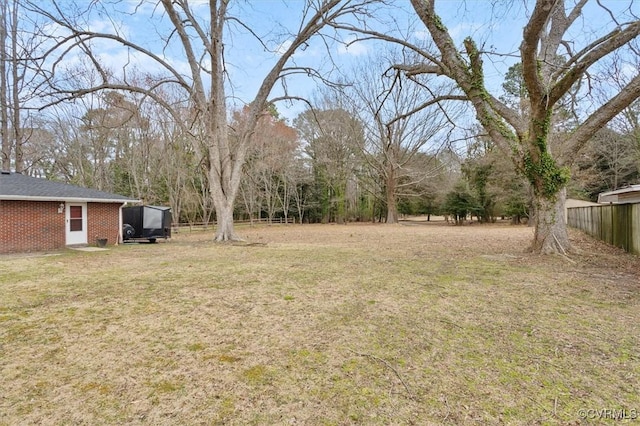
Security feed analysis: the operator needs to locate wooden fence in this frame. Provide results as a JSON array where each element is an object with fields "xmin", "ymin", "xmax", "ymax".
[
  {"xmin": 171, "ymin": 217, "xmax": 296, "ymax": 234},
  {"xmin": 567, "ymin": 203, "xmax": 640, "ymax": 255}
]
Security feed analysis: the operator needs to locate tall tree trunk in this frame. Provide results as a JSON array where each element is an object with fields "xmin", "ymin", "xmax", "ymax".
[
  {"xmin": 530, "ymin": 187, "xmax": 570, "ymax": 254},
  {"xmin": 385, "ymin": 170, "xmax": 398, "ymax": 224},
  {"xmin": 294, "ymin": 187, "xmax": 305, "ymax": 225},
  {"xmin": 0, "ymin": 0, "xmax": 9, "ymax": 171},
  {"xmin": 335, "ymin": 184, "xmax": 346, "ymax": 224},
  {"xmin": 206, "ymin": 1, "xmax": 244, "ymax": 242},
  {"xmin": 213, "ymin": 199, "xmax": 236, "ymax": 242},
  {"xmin": 209, "ymin": 159, "xmax": 243, "ymax": 241},
  {"xmin": 11, "ymin": 0, "xmax": 21, "ymax": 173}
]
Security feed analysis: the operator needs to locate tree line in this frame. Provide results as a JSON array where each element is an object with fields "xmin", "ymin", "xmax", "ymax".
[{"xmin": 1, "ymin": 0, "xmax": 639, "ymax": 253}]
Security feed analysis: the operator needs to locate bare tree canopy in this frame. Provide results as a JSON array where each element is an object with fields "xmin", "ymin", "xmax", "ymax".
[
  {"xmin": 22, "ymin": 0, "xmax": 382, "ymax": 241},
  {"xmin": 4, "ymin": 0, "xmax": 639, "ymax": 251},
  {"xmin": 341, "ymin": 53, "xmax": 465, "ymax": 224},
  {"xmin": 1, "ymin": 0, "xmax": 34, "ymax": 173},
  {"xmin": 331, "ymin": 0, "xmax": 640, "ymax": 253}
]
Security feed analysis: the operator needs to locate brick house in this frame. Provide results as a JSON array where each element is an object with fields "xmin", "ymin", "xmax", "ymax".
[{"xmin": 0, "ymin": 171, "xmax": 137, "ymax": 254}]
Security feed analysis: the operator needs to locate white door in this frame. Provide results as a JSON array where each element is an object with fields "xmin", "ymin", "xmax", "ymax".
[{"xmin": 65, "ymin": 203, "xmax": 87, "ymax": 245}]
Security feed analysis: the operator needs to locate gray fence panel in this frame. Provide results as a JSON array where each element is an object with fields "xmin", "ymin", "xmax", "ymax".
[{"xmin": 568, "ymin": 203, "xmax": 640, "ymax": 255}]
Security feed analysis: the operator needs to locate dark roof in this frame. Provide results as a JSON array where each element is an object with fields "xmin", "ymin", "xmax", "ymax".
[{"xmin": 0, "ymin": 172, "xmax": 137, "ymax": 203}]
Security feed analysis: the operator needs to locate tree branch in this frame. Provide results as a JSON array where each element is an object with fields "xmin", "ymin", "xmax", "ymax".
[
  {"xmin": 160, "ymin": 0, "xmax": 207, "ymax": 106},
  {"xmin": 564, "ymin": 73, "xmax": 640, "ymax": 164},
  {"xmin": 520, "ymin": 0, "xmax": 555, "ymax": 105},
  {"xmin": 393, "ymin": 63, "xmax": 444, "ymax": 76},
  {"xmin": 385, "ymin": 94, "xmax": 467, "ymax": 126},
  {"xmin": 549, "ymin": 21, "xmax": 640, "ymax": 105},
  {"xmin": 326, "ymin": 22, "xmax": 446, "ymax": 72}
]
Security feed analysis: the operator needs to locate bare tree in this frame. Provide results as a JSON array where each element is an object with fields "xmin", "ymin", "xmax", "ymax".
[
  {"xmin": 237, "ymin": 107, "xmax": 298, "ymax": 223},
  {"xmin": 344, "ymin": 53, "xmax": 465, "ymax": 223},
  {"xmin": 420, "ymin": 0, "xmax": 640, "ymax": 253},
  {"xmin": 332, "ymin": 0, "xmax": 640, "ymax": 253},
  {"xmin": 0, "ymin": 0, "xmax": 21, "ymax": 171},
  {"xmin": 152, "ymin": 95, "xmax": 205, "ymax": 224},
  {"xmin": 288, "ymin": 157, "xmax": 313, "ymax": 224},
  {"xmin": 573, "ymin": 126, "xmax": 639, "ymax": 198},
  {"xmin": 0, "ymin": 0, "xmax": 8, "ymax": 170},
  {"xmin": 25, "ymin": 0, "xmax": 380, "ymax": 241},
  {"xmin": 295, "ymin": 105, "xmax": 365, "ymax": 224},
  {"xmin": 0, "ymin": 0, "xmax": 46, "ymax": 173}
]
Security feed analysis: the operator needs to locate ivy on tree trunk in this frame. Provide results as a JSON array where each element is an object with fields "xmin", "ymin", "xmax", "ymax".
[{"xmin": 401, "ymin": 0, "xmax": 640, "ymax": 254}]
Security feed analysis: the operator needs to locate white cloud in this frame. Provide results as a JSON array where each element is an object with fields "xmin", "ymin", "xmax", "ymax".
[
  {"xmin": 272, "ymin": 38, "xmax": 321, "ymax": 59},
  {"xmin": 449, "ymin": 22, "xmax": 484, "ymax": 41},
  {"xmin": 620, "ymin": 62, "xmax": 639, "ymax": 82},
  {"xmin": 413, "ymin": 30, "xmax": 430, "ymax": 41},
  {"xmin": 410, "ymin": 23, "xmax": 485, "ymax": 44},
  {"xmin": 276, "ymin": 39, "xmax": 293, "ymax": 56},
  {"xmin": 87, "ymin": 18, "xmax": 116, "ymax": 34},
  {"xmin": 337, "ymin": 36, "xmax": 368, "ymax": 56}
]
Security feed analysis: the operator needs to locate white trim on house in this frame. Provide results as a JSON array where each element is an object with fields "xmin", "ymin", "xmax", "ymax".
[{"xmin": 118, "ymin": 204, "xmax": 124, "ymax": 245}]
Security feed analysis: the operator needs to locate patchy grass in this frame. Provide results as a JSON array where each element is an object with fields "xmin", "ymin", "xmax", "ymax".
[{"xmin": 1, "ymin": 222, "xmax": 639, "ymax": 425}]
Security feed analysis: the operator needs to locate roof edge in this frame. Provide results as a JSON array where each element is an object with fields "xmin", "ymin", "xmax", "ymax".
[
  {"xmin": 598, "ymin": 184, "xmax": 640, "ymax": 197},
  {"xmin": 0, "ymin": 195, "xmax": 140, "ymax": 203}
]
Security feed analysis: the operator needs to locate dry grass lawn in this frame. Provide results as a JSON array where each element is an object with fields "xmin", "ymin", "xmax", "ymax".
[{"xmin": 1, "ymin": 222, "xmax": 639, "ymax": 425}]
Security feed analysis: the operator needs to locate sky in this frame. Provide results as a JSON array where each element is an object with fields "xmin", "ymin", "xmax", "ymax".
[
  {"xmin": 31, "ymin": 0, "xmax": 640, "ymax": 123},
  {"xmin": 32, "ymin": 1, "xmax": 517, "ymax": 119}
]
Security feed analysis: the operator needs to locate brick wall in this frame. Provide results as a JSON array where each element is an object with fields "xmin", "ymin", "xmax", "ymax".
[
  {"xmin": 0, "ymin": 200, "xmax": 65, "ymax": 253},
  {"xmin": 0, "ymin": 200, "xmax": 122, "ymax": 254},
  {"xmin": 87, "ymin": 202, "xmax": 122, "ymax": 247}
]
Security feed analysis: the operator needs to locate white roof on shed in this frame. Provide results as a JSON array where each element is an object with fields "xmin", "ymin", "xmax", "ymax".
[{"xmin": 597, "ymin": 184, "xmax": 640, "ymax": 204}]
